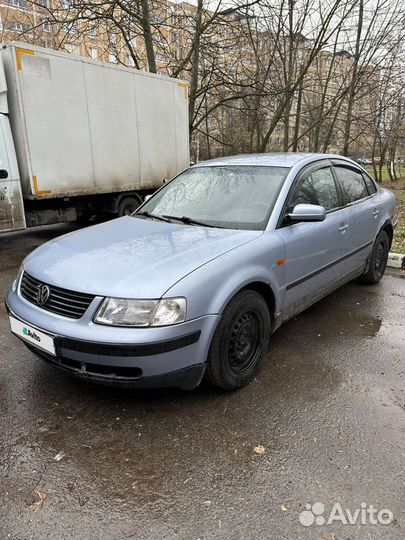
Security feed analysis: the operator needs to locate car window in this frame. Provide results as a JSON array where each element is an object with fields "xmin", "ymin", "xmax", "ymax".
[
  {"xmin": 140, "ymin": 165, "xmax": 289, "ymax": 230},
  {"xmin": 334, "ymin": 166, "xmax": 368, "ymax": 203},
  {"xmin": 363, "ymin": 173, "xmax": 377, "ymax": 195},
  {"xmin": 290, "ymin": 167, "xmax": 339, "ymax": 211}
]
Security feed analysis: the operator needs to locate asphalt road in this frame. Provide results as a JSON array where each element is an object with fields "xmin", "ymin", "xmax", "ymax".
[{"xmin": 1, "ymin": 223, "xmax": 404, "ymax": 540}]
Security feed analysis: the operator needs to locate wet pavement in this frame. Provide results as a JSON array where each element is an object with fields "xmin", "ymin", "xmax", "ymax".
[{"xmin": 0, "ymin": 223, "xmax": 404, "ymax": 540}]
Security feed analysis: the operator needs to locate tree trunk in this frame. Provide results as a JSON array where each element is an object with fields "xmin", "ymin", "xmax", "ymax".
[
  {"xmin": 292, "ymin": 79, "xmax": 303, "ymax": 151},
  {"xmin": 140, "ymin": 0, "xmax": 157, "ymax": 73},
  {"xmin": 188, "ymin": 0, "xmax": 204, "ymax": 142},
  {"xmin": 342, "ymin": 0, "xmax": 363, "ymax": 156}
]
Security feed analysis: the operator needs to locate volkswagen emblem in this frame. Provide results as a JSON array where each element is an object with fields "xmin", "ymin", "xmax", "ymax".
[{"xmin": 37, "ymin": 284, "xmax": 50, "ymax": 306}]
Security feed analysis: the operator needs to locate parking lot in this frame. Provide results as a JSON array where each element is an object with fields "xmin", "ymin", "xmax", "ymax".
[{"xmin": 1, "ymin": 223, "xmax": 404, "ymax": 540}]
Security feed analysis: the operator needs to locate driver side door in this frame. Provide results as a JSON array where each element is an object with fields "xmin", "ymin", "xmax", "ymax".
[{"xmin": 277, "ymin": 162, "xmax": 351, "ymax": 317}]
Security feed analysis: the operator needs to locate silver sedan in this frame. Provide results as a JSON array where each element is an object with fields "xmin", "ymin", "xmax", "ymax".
[{"xmin": 6, "ymin": 153, "xmax": 396, "ymax": 390}]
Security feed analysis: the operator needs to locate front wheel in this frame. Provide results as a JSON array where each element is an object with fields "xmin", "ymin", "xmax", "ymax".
[
  {"xmin": 360, "ymin": 230, "xmax": 390, "ymax": 284},
  {"xmin": 205, "ymin": 290, "xmax": 271, "ymax": 390}
]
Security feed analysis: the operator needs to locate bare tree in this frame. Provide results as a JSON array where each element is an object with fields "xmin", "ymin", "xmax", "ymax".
[{"xmin": 7, "ymin": 0, "xmax": 401, "ymax": 163}]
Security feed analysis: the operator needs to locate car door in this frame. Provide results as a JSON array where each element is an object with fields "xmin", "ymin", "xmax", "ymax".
[
  {"xmin": 277, "ymin": 162, "xmax": 351, "ymax": 315},
  {"xmin": 332, "ymin": 162, "xmax": 379, "ymax": 271}
]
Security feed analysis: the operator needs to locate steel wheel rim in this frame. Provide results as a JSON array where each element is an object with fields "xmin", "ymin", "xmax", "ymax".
[
  {"xmin": 228, "ymin": 311, "xmax": 262, "ymax": 375},
  {"xmin": 375, "ymin": 241, "xmax": 386, "ymax": 276}
]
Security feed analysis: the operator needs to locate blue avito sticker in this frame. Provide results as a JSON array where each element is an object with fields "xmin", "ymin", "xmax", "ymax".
[{"xmin": 23, "ymin": 326, "xmax": 41, "ymax": 342}]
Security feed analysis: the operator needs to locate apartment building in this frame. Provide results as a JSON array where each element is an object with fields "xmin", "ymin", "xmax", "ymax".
[{"xmin": 0, "ymin": 0, "xmax": 379, "ymax": 159}]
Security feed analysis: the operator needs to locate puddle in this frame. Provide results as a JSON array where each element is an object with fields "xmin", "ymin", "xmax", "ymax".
[{"xmin": 325, "ymin": 313, "xmax": 383, "ymax": 338}]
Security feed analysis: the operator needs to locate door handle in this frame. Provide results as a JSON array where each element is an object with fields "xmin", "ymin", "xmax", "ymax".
[
  {"xmin": 372, "ymin": 209, "xmax": 379, "ymax": 218},
  {"xmin": 338, "ymin": 224, "xmax": 348, "ymax": 233},
  {"xmin": 0, "ymin": 169, "xmax": 8, "ymax": 179}
]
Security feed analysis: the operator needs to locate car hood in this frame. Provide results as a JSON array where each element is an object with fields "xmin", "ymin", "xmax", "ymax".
[{"xmin": 23, "ymin": 217, "xmax": 262, "ymax": 298}]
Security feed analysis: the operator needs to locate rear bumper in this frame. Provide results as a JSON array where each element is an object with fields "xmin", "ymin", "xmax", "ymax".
[{"xmin": 6, "ymin": 288, "xmax": 219, "ymax": 389}]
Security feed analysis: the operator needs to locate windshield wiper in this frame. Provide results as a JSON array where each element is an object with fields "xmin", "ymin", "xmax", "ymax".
[
  {"xmin": 162, "ymin": 215, "xmax": 223, "ymax": 228},
  {"xmin": 134, "ymin": 211, "xmax": 171, "ymax": 223}
]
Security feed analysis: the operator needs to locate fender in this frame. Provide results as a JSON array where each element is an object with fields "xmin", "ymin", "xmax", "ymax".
[{"xmin": 164, "ymin": 231, "xmax": 286, "ymax": 322}]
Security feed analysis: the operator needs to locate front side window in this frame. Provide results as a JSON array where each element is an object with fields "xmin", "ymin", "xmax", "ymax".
[
  {"xmin": 334, "ymin": 166, "xmax": 368, "ymax": 204},
  {"xmin": 138, "ymin": 166, "xmax": 289, "ymax": 230},
  {"xmin": 290, "ymin": 167, "xmax": 339, "ymax": 211}
]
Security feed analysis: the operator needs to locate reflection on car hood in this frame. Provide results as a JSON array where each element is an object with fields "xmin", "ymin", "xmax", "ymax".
[{"xmin": 23, "ymin": 217, "xmax": 262, "ymax": 298}]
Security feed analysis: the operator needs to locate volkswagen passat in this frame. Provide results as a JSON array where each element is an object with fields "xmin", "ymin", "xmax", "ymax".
[{"xmin": 6, "ymin": 154, "xmax": 396, "ymax": 390}]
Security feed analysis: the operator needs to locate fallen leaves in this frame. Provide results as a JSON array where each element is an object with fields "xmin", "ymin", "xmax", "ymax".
[
  {"xmin": 253, "ymin": 445, "xmax": 266, "ymax": 454},
  {"xmin": 26, "ymin": 490, "xmax": 46, "ymax": 512},
  {"xmin": 53, "ymin": 451, "xmax": 66, "ymax": 462}
]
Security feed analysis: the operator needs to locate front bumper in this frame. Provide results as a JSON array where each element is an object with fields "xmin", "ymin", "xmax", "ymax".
[{"xmin": 6, "ymin": 284, "xmax": 219, "ymax": 389}]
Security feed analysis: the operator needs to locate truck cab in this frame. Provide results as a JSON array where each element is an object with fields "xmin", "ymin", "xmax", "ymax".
[{"xmin": 0, "ymin": 55, "xmax": 25, "ymax": 232}]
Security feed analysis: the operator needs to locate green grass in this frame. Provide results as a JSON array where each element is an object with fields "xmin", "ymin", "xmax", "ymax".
[{"xmin": 365, "ymin": 166, "xmax": 404, "ymax": 254}]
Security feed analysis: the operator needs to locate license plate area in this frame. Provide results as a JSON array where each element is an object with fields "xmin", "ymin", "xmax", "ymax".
[{"xmin": 9, "ymin": 316, "xmax": 56, "ymax": 356}]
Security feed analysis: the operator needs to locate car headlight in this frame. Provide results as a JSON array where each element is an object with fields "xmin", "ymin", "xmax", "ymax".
[{"xmin": 94, "ymin": 297, "xmax": 187, "ymax": 327}]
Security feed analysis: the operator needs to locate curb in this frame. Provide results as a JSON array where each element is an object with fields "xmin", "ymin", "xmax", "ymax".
[{"xmin": 387, "ymin": 252, "xmax": 404, "ymax": 269}]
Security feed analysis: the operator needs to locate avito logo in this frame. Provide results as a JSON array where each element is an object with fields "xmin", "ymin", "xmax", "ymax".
[{"xmin": 23, "ymin": 327, "xmax": 41, "ymax": 342}]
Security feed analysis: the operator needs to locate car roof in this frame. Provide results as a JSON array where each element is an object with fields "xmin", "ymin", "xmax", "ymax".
[{"xmin": 192, "ymin": 152, "xmax": 356, "ymax": 168}]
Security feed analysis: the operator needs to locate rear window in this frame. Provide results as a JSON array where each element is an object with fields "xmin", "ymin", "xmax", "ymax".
[
  {"xmin": 363, "ymin": 173, "xmax": 377, "ymax": 195},
  {"xmin": 334, "ymin": 166, "xmax": 368, "ymax": 204}
]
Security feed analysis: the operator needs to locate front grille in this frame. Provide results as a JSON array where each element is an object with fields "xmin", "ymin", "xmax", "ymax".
[{"xmin": 20, "ymin": 272, "xmax": 95, "ymax": 319}]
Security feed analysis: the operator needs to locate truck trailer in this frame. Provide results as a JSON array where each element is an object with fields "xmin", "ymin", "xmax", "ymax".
[{"xmin": 0, "ymin": 42, "xmax": 189, "ymax": 233}]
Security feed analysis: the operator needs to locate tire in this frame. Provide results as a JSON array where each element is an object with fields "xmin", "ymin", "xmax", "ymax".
[
  {"xmin": 117, "ymin": 196, "xmax": 141, "ymax": 217},
  {"xmin": 360, "ymin": 230, "xmax": 390, "ymax": 284},
  {"xmin": 205, "ymin": 290, "xmax": 271, "ymax": 390}
]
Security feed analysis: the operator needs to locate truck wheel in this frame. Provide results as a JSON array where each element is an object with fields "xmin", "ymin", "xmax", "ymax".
[
  {"xmin": 360, "ymin": 230, "xmax": 389, "ymax": 284},
  {"xmin": 117, "ymin": 196, "xmax": 141, "ymax": 217},
  {"xmin": 205, "ymin": 290, "xmax": 271, "ymax": 390}
]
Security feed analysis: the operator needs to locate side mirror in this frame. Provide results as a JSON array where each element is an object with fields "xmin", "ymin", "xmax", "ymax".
[
  {"xmin": 144, "ymin": 194, "xmax": 152, "ymax": 202},
  {"xmin": 287, "ymin": 203, "xmax": 326, "ymax": 223}
]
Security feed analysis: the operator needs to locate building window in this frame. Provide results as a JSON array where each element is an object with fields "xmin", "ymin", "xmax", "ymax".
[
  {"xmin": 108, "ymin": 52, "xmax": 118, "ymax": 64},
  {"xmin": 63, "ymin": 21, "xmax": 76, "ymax": 33},
  {"xmin": 151, "ymin": 15, "xmax": 164, "ymax": 26},
  {"xmin": 37, "ymin": 0, "xmax": 48, "ymax": 7},
  {"xmin": 61, "ymin": 0, "xmax": 74, "ymax": 9},
  {"xmin": 153, "ymin": 34, "xmax": 165, "ymax": 44},
  {"xmin": 6, "ymin": 20, "xmax": 30, "ymax": 32},
  {"xmin": 88, "ymin": 27, "xmax": 96, "ymax": 38},
  {"xmin": 89, "ymin": 47, "xmax": 98, "ymax": 59},
  {"xmin": 41, "ymin": 20, "xmax": 50, "ymax": 32},
  {"xmin": 109, "ymin": 33, "xmax": 117, "ymax": 45},
  {"xmin": 4, "ymin": 0, "xmax": 28, "ymax": 9},
  {"xmin": 156, "ymin": 53, "xmax": 166, "ymax": 62}
]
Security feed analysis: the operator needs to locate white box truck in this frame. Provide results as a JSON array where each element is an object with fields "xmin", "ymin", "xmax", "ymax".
[{"xmin": 0, "ymin": 42, "xmax": 189, "ymax": 233}]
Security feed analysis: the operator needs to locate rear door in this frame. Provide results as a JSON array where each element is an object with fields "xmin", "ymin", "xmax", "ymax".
[
  {"xmin": 0, "ymin": 115, "xmax": 26, "ymax": 232},
  {"xmin": 277, "ymin": 161, "xmax": 351, "ymax": 314},
  {"xmin": 332, "ymin": 163, "xmax": 379, "ymax": 271}
]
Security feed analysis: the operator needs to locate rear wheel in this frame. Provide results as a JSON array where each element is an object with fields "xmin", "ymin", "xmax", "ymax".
[
  {"xmin": 205, "ymin": 290, "xmax": 271, "ymax": 390},
  {"xmin": 360, "ymin": 230, "xmax": 389, "ymax": 284},
  {"xmin": 117, "ymin": 196, "xmax": 141, "ymax": 217}
]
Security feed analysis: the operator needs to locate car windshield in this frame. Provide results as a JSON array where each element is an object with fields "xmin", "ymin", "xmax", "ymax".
[{"xmin": 136, "ymin": 165, "xmax": 289, "ymax": 230}]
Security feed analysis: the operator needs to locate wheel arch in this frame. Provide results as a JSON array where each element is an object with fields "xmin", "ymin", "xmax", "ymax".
[
  {"xmin": 242, "ymin": 281, "xmax": 276, "ymax": 323},
  {"xmin": 380, "ymin": 220, "xmax": 393, "ymax": 249}
]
